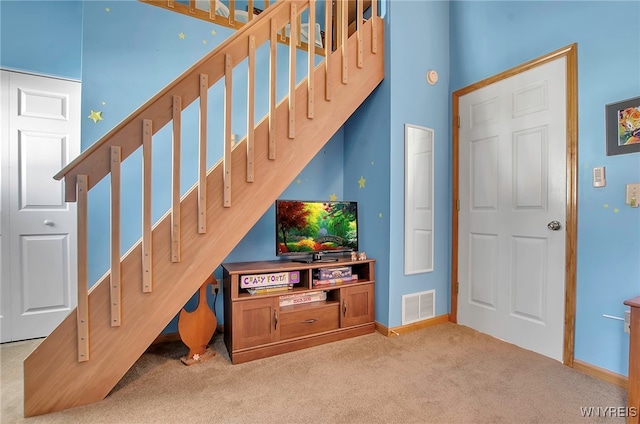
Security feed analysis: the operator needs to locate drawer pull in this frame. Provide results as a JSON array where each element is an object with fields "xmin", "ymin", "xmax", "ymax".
[
  {"xmin": 274, "ymin": 310, "xmax": 278, "ymax": 330},
  {"xmin": 302, "ymin": 318, "xmax": 318, "ymax": 324}
]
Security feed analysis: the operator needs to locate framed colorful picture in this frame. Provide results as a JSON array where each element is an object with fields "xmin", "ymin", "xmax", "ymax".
[{"xmin": 606, "ymin": 96, "xmax": 640, "ymax": 156}]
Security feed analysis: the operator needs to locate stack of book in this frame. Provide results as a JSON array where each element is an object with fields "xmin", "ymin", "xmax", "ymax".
[
  {"xmin": 279, "ymin": 290, "xmax": 327, "ymax": 307},
  {"xmin": 312, "ymin": 266, "xmax": 358, "ymax": 287},
  {"xmin": 241, "ymin": 270, "xmax": 300, "ymax": 295}
]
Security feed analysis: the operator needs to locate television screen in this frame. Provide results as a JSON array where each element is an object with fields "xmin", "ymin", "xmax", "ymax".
[{"xmin": 276, "ymin": 200, "xmax": 358, "ymax": 258}]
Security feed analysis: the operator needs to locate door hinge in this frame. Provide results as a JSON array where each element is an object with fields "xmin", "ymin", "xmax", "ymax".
[
  {"xmin": 455, "ymin": 281, "xmax": 459, "ymax": 294},
  {"xmin": 456, "ymin": 116, "xmax": 460, "ymax": 128},
  {"xmin": 456, "ymin": 199, "xmax": 460, "ymax": 211}
]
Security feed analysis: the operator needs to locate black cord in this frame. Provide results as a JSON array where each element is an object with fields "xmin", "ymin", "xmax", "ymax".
[{"xmin": 213, "ymin": 287, "xmax": 219, "ymax": 316}]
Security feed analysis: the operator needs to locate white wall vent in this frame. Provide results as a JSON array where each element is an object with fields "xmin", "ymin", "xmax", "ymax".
[{"xmin": 402, "ymin": 289, "xmax": 435, "ymax": 325}]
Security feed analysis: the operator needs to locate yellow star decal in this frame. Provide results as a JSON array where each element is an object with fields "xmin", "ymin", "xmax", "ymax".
[
  {"xmin": 102, "ymin": 101, "xmax": 106, "ymax": 105},
  {"xmin": 178, "ymin": 32, "xmax": 186, "ymax": 39},
  {"xmin": 371, "ymin": 161, "xmax": 375, "ymax": 166},
  {"xmin": 105, "ymin": 7, "xmax": 110, "ymax": 12},
  {"xmin": 88, "ymin": 110, "xmax": 103, "ymax": 123},
  {"xmin": 358, "ymin": 176, "xmax": 366, "ymax": 188},
  {"xmin": 203, "ymin": 40, "xmax": 207, "ymax": 44},
  {"xmin": 613, "ymin": 208, "xmax": 619, "ymax": 213},
  {"xmin": 329, "ymin": 194, "xmax": 337, "ymax": 201},
  {"xmin": 211, "ymin": 30, "xmax": 217, "ymax": 36},
  {"xmin": 603, "ymin": 204, "xmax": 609, "ymax": 208},
  {"xmin": 378, "ymin": 212, "xmax": 383, "ymax": 218},
  {"xmin": 296, "ymin": 179, "xmax": 301, "ymax": 184}
]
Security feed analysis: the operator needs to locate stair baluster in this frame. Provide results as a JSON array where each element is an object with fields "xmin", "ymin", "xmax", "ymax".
[
  {"xmin": 307, "ymin": 0, "xmax": 315, "ymax": 118},
  {"xmin": 371, "ymin": 0, "xmax": 378, "ymax": 53},
  {"xmin": 223, "ymin": 54, "xmax": 233, "ymax": 207},
  {"xmin": 324, "ymin": 0, "xmax": 332, "ymax": 101},
  {"xmin": 110, "ymin": 147, "xmax": 122, "ymax": 326},
  {"xmin": 269, "ymin": 18, "xmax": 277, "ymax": 159},
  {"xmin": 340, "ymin": 0, "xmax": 348, "ymax": 83},
  {"xmin": 288, "ymin": 3, "xmax": 297, "ymax": 139},
  {"xmin": 142, "ymin": 119, "xmax": 153, "ymax": 292},
  {"xmin": 357, "ymin": 0, "xmax": 363, "ymax": 68},
  {"xmin": 77, "ymin": 174, "xmax": 90, "ymax": 362},
  {"xmin": 229, "ymin": 0, "xmax": 236, "ymax": 25},
  {"xmin": 198, "ymin": 74, "xmax": 208, "ymax": 233},
  {"xmin": 247, "ymin": 35, "xmax": 256, "ymax": 182},
  {"xmin": 172, "ymin": 96, "xmax": 182, "ymax": 262}
]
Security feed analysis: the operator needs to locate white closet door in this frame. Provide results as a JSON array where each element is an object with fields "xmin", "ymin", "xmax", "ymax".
[{"xmin": 1, "ymin": 70, "xmax": 80, "ymax": 342}]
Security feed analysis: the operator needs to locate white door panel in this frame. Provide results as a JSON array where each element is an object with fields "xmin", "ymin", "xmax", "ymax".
[
  {"xmin": 458, "ymin": 57, "xmax": 567, "ymax": 361},
  {"xmin": 18, "ymin": 131, "xmax": 67, "ymax": 209},
  {"xmin": 1, "ymin": 70, "xmax": 80, "ymax": 342}
]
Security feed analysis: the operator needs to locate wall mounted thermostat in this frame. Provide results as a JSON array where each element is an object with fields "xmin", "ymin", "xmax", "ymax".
[{"xmin": 592, "ymin": 167, "xmax": 606, "ymax": 188}]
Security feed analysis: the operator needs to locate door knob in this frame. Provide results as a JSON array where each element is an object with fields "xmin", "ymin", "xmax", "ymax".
[
  {"xmin": 43, "ymin": 220, "xmax": 55, "ymax": 227},
  {"xmin": 547, "ymin": 220, "xmax": 561, "ymax": 231}
]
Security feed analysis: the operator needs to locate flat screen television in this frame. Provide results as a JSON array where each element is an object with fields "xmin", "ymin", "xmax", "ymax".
[{"xmin": 276, "ymin": 200, "xmax": 358, "ymax": 262}]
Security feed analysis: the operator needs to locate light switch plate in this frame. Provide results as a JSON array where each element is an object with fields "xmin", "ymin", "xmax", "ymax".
[
  {"xmin": 625, "ymin": 310, "xmax": 631, "ymax": 334},
  {"xmin": 626, "ymin": 183, "xmax": 640, "ymax": 206}
]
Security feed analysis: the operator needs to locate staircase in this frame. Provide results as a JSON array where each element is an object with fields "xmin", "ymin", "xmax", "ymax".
[{"xmin": 23, "ymin": 0, "xmax": 384, "ymax": 417}]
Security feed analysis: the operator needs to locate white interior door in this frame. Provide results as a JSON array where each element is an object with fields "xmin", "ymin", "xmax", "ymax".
[
  {"xmin": 457, "ymin": 57, "xmax": 567, "ymax": 361},
  {"xmin": 0, "ymin": 70, "xmax": 80, "ymax": 342}
]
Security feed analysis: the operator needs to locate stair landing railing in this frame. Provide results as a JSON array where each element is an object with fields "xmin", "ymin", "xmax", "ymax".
[
  {"xmin": 143, "ymin": 0, "xmax": 274, "ymax": 30},
  {"xmin": 54, "ymin": 0, "xmax": 379, "ymax": 363}
]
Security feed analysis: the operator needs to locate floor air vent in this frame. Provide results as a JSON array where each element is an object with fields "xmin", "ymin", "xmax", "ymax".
[{"xmin": 402, "ymin": 289, "xmax": 435, "ymax": 325}]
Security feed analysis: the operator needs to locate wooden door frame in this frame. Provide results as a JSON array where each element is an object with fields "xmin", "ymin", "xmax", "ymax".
[{"xmin": 449, "ymin": 44, "xmax": 578, "ymax": 366}]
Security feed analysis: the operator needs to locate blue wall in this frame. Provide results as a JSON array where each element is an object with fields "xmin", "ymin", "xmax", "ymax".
[
  {"xmin": 387, "ymin": 0, "xmax": 450, "ymax": 326},
  {"xmin": 0, "ymin": 1, "xmax": 83, "ymax": 80},
  {"xmin": 450, "ymin": 0, "xmax": 640, "ymax": 376},
  {"xmin": 343, "ymin": 0, "xmax": 451, "ymax": 326}
]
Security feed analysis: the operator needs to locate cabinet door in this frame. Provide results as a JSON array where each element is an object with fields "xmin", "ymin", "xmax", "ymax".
[
  {"xmin": 340, "ymin": 284, "xmax": 374, "ymax": 327},
  {"xmin": 232, "ymin": 297, "xmax": 280, "ymax": 350}
]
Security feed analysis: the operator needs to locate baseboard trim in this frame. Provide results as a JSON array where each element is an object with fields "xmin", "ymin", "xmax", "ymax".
[
  {"xmin": 572, "ymin": 359, "xmax": 627, "ymax": 389},
  {"xmin": 376, "ymin": 314, "xmax": 450, "ymax": 337}
]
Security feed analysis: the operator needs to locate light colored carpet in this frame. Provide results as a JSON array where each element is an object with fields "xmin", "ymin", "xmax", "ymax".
[{"xmin": 0, "ymin": 323, "xmax": 627, "ymax": 423}]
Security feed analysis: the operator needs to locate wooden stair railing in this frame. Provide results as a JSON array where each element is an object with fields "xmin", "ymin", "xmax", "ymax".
[
  {"xmin": 141, "ymin": 0, "xmax": 274, "ymax": 30},
  {"xmin": 140, "ymin": 0, "xmax": 372, "ymax": 56},
  {"xmin": 140, "ymin": 0, "xmax": 326, "ymax": 55},
  {"xmin": 24, "ymin": 0, "xmax": 383, "ymax": 417}
]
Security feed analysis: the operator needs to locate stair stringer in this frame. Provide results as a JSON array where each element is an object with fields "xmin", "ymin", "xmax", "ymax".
[{"xmin": 23, "ymin": 17, "xmax": 384, "ymax": 417}]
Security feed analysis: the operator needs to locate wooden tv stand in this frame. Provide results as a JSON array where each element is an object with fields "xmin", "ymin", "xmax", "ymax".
[{"xmin": 222, "ymin": 258, "xmax": 375, "ymax": 364}]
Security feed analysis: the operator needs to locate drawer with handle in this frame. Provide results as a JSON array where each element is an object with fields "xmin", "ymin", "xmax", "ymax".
[{"xmin": 279, "ymin": 303, "xmax": 339, "ymax": 340}]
